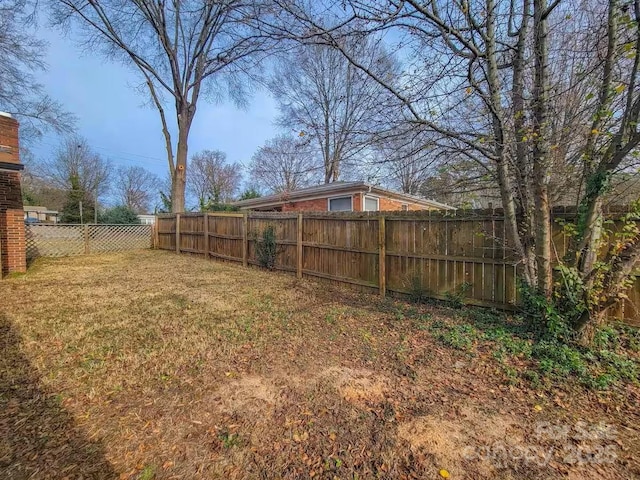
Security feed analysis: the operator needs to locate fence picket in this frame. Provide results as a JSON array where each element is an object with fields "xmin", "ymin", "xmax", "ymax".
[{"xmin": 155, "ymin": 211, "xmax": 640, "ymax": 326}]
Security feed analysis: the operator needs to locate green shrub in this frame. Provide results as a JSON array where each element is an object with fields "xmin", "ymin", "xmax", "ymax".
[
  {"xmin": 255, "ymin": 225, "xmax": 278, "ymax": 270},
  {"xmin": 443, "ymin": 282, "xmax": 472, "ymax": 309},
  {"xmin": 100, "ymin": 205, "xmax": 140, "ymax": 224},
  {"xmin": 400, "ymin": 294, "xmax": 638, "ymax": 390},
  {"xmin": 406, "ymin": 273, "xmax": 430, "ymax": 303},
  {"xmin": 434, "ymin": 323, "xmax": 478, "ymax": 351}
]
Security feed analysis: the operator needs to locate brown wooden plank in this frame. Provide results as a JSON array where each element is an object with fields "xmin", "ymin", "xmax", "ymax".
[
  {"xmin": 203, "ymin": 213, "xmax": 209, "ymax": 259},
  {"xmin": 297, "ymin": 213, "xmax": 303, "ymax": 279},
  {"xmin": 379, "ymin": 215, "xmax": 386, "ymax": 297},
  {"xmin": 242, "ymin": 213, "xmax": 248, "ymax": 267},
  {"xmin": 175, "ymin": 213, "xmax": 181, "ymax": 254}
]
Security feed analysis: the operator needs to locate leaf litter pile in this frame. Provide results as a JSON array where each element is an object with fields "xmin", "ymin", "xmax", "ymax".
[{"xmin": 0, "ymin": 250, "xmax": 638, "ymax": 479}]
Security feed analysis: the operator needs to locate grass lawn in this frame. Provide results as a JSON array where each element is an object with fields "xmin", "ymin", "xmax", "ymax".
[{"xmin": 1, "ymin": 250, "xmax": 638, "ymax": 479}]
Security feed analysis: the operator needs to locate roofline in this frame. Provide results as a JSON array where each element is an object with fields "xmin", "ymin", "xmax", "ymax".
[
  {"xmin": 366, "ymin": 185, "xmax": 455, "ymax": 210},
  {"xmin": 233, "ymin": 182, "xmax": 454, "ymax": 210},
  {"xmin": 0, "ymin": 161, "xmax": 24, "ymax": 172}
]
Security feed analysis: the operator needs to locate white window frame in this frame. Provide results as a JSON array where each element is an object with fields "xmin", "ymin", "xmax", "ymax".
[
  {"xmin": 401, "ymin": 204, "xmax": 409, "ymax": 211},
  {"xmin": 327, "ymin": 195, "xmax": 353, "ymax": 212},
  {"xmin": 363, "ymin": 195, "xmax": 380, "ymax": 212}
]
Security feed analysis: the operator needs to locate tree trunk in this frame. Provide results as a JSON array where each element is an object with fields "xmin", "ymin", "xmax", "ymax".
[
  {"xmin": 532, "ymin": 0, "xmax": 553, "ymax": 297},
  {"xmin": 171, "ymin": 104, "xmax": 195, "ymax": 213},
  {"xmin": 574, "ymin": 308, "xmax": 605, "ymax": 345},
  {"xmin": 172, "ymin": 129, "xmax": 188, "ymax": 213},
  {"xmin": 486, "ymin": 0, "xmax": 536, "ymax": 288}
]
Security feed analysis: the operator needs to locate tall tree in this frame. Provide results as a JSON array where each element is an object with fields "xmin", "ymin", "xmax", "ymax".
[
  {"xmin": 274, "ymin": 0, "xmax": 640, "ymax": 339},
  {"xmin": 249, "ymin": 134, "xmax": 318, "ymax": 193},
  {"xmin": 60, "ymin": 174, "xmax": 94, "ymax": 223},
  {"xmin": 33, "ymin": 136, "xmax": 111, "ymax": 223},
  {"xmin": 188, "ymin": 150, "xmax": 242, "ymax": 208},
  {"xmin": 52, "ymin": 0, "xmax": 270, "ymax": 212},
  {"xmin": 37, "ymin": 136, "xmax": 111, "ymax": 211},
  {"xmin": 270, "ymin": 38, "xmax": 394, "ymax": 183},
  {"xmin": 373, "ymin": 130, "xmax": 441, "ymax": 195},
  {"xmin": 21, "ymin": 152, "xmax": 68, "ymax": 209},
  {"xmin": 0, "ymin": 0, "xmax": 74, "ymax": 140},
  {"xmin": 113, "ymin": 165, "xmax": 159, "ymax": 214}
]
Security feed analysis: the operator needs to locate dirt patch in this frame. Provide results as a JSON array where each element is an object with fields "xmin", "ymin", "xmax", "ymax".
[
  {"xmin": 320, "ymin": 367, "xmax": 390, "ymax": 406},
  {"xmin": 397, "ymin": 407, "xmax": 520, "ymax": 478},
  {"xmin": 398, "ymin": 417, "xmax": 466, "ymax": 470},
  {"xmin": 216, "ymin": 375, "xmax": 279, "ymax": 414}
]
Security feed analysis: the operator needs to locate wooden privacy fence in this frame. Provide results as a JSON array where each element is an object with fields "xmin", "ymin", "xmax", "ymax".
[
  {"xmin": 26, "ymin": 224, "xmax": 153, "ymax": 261},
  {"xmin": 156, "ymin": 210, "xmax": 640, "ymax": 325}
]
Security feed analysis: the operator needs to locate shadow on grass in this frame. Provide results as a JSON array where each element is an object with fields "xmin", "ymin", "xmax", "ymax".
[{"xmin": 0, "ymin": 314, "xmax": 116, "ymax": 479}]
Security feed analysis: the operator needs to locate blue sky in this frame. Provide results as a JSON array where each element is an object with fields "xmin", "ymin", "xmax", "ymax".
[{"xmin": 31, "ymin": 26, "xmax": 280, "ymax": 185}]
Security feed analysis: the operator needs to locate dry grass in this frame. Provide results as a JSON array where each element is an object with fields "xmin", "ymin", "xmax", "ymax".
[{"xmin": 0, "ymin": 250, "xmax": 638, "ymax": 479}]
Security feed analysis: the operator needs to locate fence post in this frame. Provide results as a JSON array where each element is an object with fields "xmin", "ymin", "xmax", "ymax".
[
  {"xmin": 203, "ymin": 213, "xmax": 209, "ymax": 259},
  {"xmin": 297, "ymin": 213, "xmax": 303, "ymax": 279},
  {"xmin": 153, "ymin": 218, "xmax": 159, "ymax": 248},
  {"xmin": 378, "ymin": 215, "xmax": 386, "ymax": 297},
  {"xmin": 242, "ymin": 212, "xmax": 248, "ymax": 267},
  {"xmin": 175, "ymin": 213, "xmax": 181, "ymax": 254},
  {"xmin": 84, "ymin": 224, "xmax": 90, "ymax": 254}
]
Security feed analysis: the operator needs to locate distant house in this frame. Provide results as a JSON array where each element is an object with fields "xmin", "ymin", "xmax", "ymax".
[
  {"xmin": 232, "ymin": 182, "xmax": 453, "ymax": 212},
  {"xmin": 24, "ymin": 206, "xmax": 59, "ymax": 224},
  {"xmin": 137, "ymin": 214, "xmax": 156, "ymax": 225}
]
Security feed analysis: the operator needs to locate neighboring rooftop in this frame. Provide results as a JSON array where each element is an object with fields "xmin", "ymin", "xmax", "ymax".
[{"xmin": 232, "ymin": 181, "xmax": 454, "ymax": 210}]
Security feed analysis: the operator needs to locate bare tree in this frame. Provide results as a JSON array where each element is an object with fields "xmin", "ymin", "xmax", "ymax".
[
  {"xmin": 270, "ymin": 38, "xmax": 395, "ymax": 183},
  {"xmin": 52, "ymin": 0, "xmax": 270, "ymax": 212},
  {"xmin": 419, "ymin": 160, "xmax": 500, "ymax": 209},
  {"xmin": 274, "ymin": 0, "xmax": 640, "ymax": 338},
  {"xmin": 371, "ymin": 129, "xmax": 442, "ymax": 195},
  {"xmin": 0, "ymin": 0, "xmax": 74, "ymax": 140},
  {"xmin": 38, "ymin": 136, "xmax": 111, "ymax": 202},
  {"xmin": 188, "ymin": 150, "xmax": 242, "ymax": 208},
  {"xmin": 248, "ymin": 134, "xmax": 319, "ymax": 193},
  {"xmin": 113, "ymin": 165, "xmax": 159, "ymax": 214}
]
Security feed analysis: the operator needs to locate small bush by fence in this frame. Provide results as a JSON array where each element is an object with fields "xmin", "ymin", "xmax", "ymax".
[
  {"xmin": 26, "ymin": 224, "xmax": 153, "ymax": 261},
  {"xmin": 156, "ymin": 210, "xmax": 640, "ymax": 327}
]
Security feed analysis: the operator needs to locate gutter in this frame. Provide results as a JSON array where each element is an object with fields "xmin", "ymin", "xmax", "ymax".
[{"xmin": 0, "ymin": 161, "xmax": 24, "ymax": 172}]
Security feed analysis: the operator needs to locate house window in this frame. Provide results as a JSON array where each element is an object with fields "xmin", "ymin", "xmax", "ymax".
[
  {"xmin": 328, "ymin": 196, "xmax": 352, "ymax": 211},
  {"xmin": 364, "ymin": 196, "xmax": 379, "ymax": 211},
  {"xmin": 401, "ymin": 204, "xmax": 409, "ymax": 211}
]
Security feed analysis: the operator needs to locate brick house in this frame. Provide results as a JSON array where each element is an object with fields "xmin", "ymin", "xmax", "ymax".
[
  {"xmin": 233, "ymin": 182, "xmax": 453, "ymax": 212},
  {"xmin": 0, "ymin": 112, "xmax": 26, "ymax": 275}
]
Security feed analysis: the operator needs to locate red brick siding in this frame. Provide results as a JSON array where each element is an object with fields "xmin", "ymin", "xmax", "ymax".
[
  {"xmin": 353, "ymin": 193, "xmax": 363, "ymax": 211},
  {"xmin": 282, "ymin": 198, "xmax": 329, "ymax": 212},
  {"xmin": 277, "ymin": 193, "xmax": 432, "ymax": 213},
  {"xmin": 378, "ymin": 197, "xmax": 428, "ymax": 211},
  {"xmin": 0, "ymin": 116, "xmax": 20, "ymax": 165},
  {"xmin": 0, "ymin": 115, "xmax": 26, "ymax": 275},
  {"xmin": 0, "ymin": 209, "xmax": 26, "ymax": 274}
]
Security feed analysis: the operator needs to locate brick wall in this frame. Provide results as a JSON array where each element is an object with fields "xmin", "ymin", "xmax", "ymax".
[
  {"xmin": 0, "ymin": 114, "xmax": 26, "ymax": 276},
  {"xmin": 279, "ymin": 193, "xmax": 432, "ymax": 213},
  {"xmin": 353, "ymin": 193, "xmax": 362, "ymax": 211},
  {"xmin": 282, "ymin": 197, "xmax": 329, "ymax": 212},
  {"xmin": 378, "ymin": 196, "xmax": 429, "ymax": 211}
]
